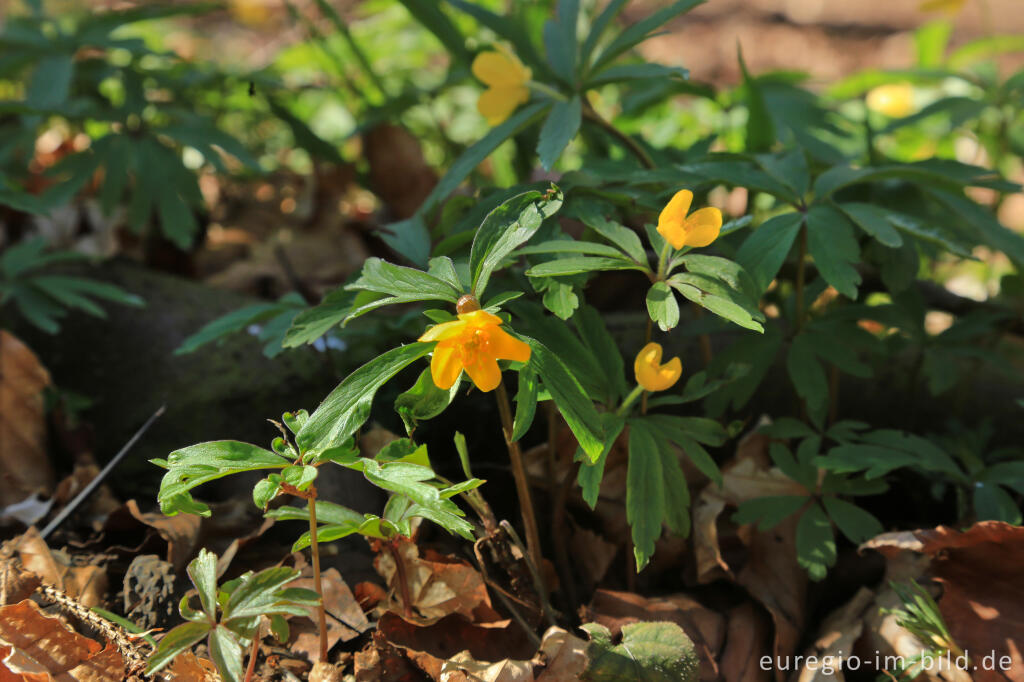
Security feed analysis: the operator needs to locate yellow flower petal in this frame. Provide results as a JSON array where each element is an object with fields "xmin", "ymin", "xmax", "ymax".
[
  {"xmin": 657, "ymin": 220, "xmax": 686, "ymax": 250},
  {"xmin": 918, "ymin": 0, "xmax": 965, "ymax": 13},
  {"xmin": 634, "ymin": 342, "xmax": 682, "ymax": 392},
  {"xmin": 488, "ymin": 327, "xmax": 531, "ymax": 364},
  {"xmin": 430, "ymin": 343, "xmax": 463, "ymax": 390},
  {"xmin": 681, "ymin": 207, "xmax": 723, "ymax": 247},
  {"xmin": 658, "ymin": 189, "xmax": 693, "ymax": 228},
  {"xmin": 458, "ymin": 309, "xmax": 505, "ymax": 327},
  {"xmin": 866, "ymin": 83, "xmax": 915, "ymax": 118},
  {"xmin": 477, "ymin": 86, "xmax": 529, "ymax": 126},
  {"xmin": 419, "ymin": 318, "xmax": 466, "ymax": 343},
  {"xmin": 464, "ymin": 355, "xmax": 503, "ymax": 392},
  {"xmin": 472, "ymin": 51, "xmax": 524, "ymax": 88}
]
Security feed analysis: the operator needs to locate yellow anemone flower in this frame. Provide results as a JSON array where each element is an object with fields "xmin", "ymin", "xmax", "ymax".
[
  {"xmin": 866, "ymin": 83, "xmax": 915, "ymax": 118},
  {"xmin": 634, "ymin": 342, "xmax": 682, "ymax": 392},
  {"xmin": 472, "ymin": 48, "xmax": 532, "ymax": 126},
  {"xmin": 918, "ymin": 0, "xmax": 966, "ymax": 13},
  {"xmin": 418, "ymin": 310, "xmax": 531, "ymax": 392},
  {"xmin": 656, "ymin": 189, "xmax": 723, "ymax": 250},
  {"xmin": 229, "ymin": 0, "xmax": 271, "ymax": 26}
]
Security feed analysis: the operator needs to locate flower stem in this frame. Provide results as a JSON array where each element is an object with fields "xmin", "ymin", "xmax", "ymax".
[
  {"xmin": 306, "ymin": 488, "xmax": 329, "ymax": 663},
  {"xmin": 494, "ymin": 379, "xmax": 545, "ymax": 588},
  {"xmin": 617, "ymin": 385, "xmax": 645, "ymax": 417},
  {"xmin": 582, "ymin": 103, "xmax": 655, "ymax": 170}
]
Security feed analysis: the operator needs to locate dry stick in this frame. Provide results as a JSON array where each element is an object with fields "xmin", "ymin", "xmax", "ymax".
[
  {"xmin": 499, "ymin": 521, "xmax": 558, "ymax": 629},
  {"xmin": 468, "ymin": 547, "xmax": 542, "ymax": 649},
  {"xmin": 41, "ymin": 405, "xmax": 165, "ymax": 541},
  {"xmin": 494, "ymin": 379, "xmax": 544, "ymax": 590}
]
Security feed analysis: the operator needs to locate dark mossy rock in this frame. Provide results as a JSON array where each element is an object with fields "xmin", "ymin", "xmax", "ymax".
[{"xmin": 7, "ymin": 259, "xmax": 366, "ymax": 505}]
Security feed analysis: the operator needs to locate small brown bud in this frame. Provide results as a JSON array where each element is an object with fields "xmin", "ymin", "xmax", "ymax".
[{"xmin": 456, "ymin": 294, "xmax": 481, "ymax": 314}]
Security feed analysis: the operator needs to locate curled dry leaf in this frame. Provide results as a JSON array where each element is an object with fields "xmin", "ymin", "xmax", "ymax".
[
  {"xmin": 0, "ymin": 599, "xmax": 125, "ymax": 681},
  {"xmin": 375, "ymin": 537, "xmax": 499, "ymax": 625},
  {"xmin": 10, "ymin": 527, "xmax": 107, "ymax": 608},
  {"xmin": 440, "ymin": 651, "xmax": 533, "ymax": 682},
  {"xmin": 534, "ymin": 626, "xmax": 588, "ymax": 682},
  {"xmin": 0, "ymin": 331, "xmax": 54, "ymax": 508},
  {"xmin": 864, "ymin": 521, "xmax": 1024, "ymax": 682},
  {"xmin": 103, "ymin": 500, "xmax": 201, "ymax": 572},
  {"xmin": 164, "ymin": 652, "xmax": 219, "ymax": 681},
  {"xmin": 693, "ymin": 427, "xmax": 808, "ymax": 675}
]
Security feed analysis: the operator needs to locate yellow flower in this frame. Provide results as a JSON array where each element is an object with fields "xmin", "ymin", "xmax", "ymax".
[
  {"xmin": 866, "ymin": 83, "xmax": 915, "ymax": 118},
  {"xmin": 472, "ymin": 47, "xmax": 532, "ymax": 126},
  {"xmin": 229, "ymin": 0, "xmax": 271, "ymax": 26},
  {"xmin": 634, "ymin": 342, "xmax": 682, "ymax": 392},
  {"xmin": 918, "ymin": 0, "xmax": 966, "ymax": 13},
  {"xmin": 656, "ymin": 189, "xmax": 723, "ymax": 250},
  {"xmin": 418, "ymin": 310, "xmax": 531, "ymax": 392}
]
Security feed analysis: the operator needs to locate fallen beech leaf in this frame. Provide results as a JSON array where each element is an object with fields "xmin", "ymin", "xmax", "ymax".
[
  {"xmin": 289, "ymin": 568, "xmax": 369, "ymax": 662},
  {"xmin": 375, "ymin": 538, "xmax": 498, "ymax": 625},
  {"xmin": 0, "ymin": 332, "xmax": 53, "ymax": 508},
  {"xmin": 719, "ymin": 603, "xmax": 771, "ymax": 682},
  {"xmin": 441, "ymin": 650, "xmax": 534, "ymax": 682},
  {"xmin": 0, "ymin": 600, "xmax": 125, "ymax": 681},
  {"xmin": 103, "ymin": 500, "xmax": 200, "ymax": 572},
  {"xmin": 0, "ymin": 561, "xmax": 41, "ymax": 607},
  {"xmin": 580, "ymin": 621, "xmax": 699, "ymax": 682},
  {"xmin": 534, "ymin": 627, "xmax": 587, "ymax": 682},
  {"xmin": 568, "ymin": 526, "xmax": 617, "ymax": 591},
  {"xmin": 693, "ymin": 426, "xmax": 808, "ymax": 674},
  {"xmin": 864, "ymin": 522, "xmax": 1024, "ymax": 682},
  {"xmin": 12, "ymin": 528, "xmax": 107, "ymax": 608},
  {"xmin": 164, "ymin": 652, "xmax": 219, "ymax": 681},
  {"xmin": 796, "ymin": 587, "xmax": 873, "ymax": 682}
]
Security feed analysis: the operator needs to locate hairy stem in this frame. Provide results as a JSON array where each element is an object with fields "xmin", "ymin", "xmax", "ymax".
[{"xmin": 495, "ymin": 379, "xmax": 545, "ymax": 588}]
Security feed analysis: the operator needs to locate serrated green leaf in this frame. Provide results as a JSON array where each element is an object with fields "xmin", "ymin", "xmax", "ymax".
[
  {"xmin": 581, "ymin": 621, "xmax": 699, "ymax": 682},
  {"xmin": 538, "ymin": 97, "xmax": 582, "ymax": 170},
  {"xmin": 795, "ymin": 503, "xmax": 835, "ymax": 581},
  {"xmin": 735, "ymin": 212, "xmax": 803, "ymax": 293},
  {"xmin": 627, "ymin": 422, "xmax": 665, "ymax": 571},
  {"xmin": 512, "ymin": 367, "xmax": 538, "ymax": 441},
  {"xmin": 806, "ymin": 204, "xmax": 861, "ymax": 299}
]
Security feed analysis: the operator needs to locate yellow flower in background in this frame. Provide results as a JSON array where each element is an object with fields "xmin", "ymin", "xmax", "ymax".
[
  {"xmin": 634, "ymin": 342, "xmax": 682, "ymax": 392},
  {"xmin": 472, "ymin": 47, "xmax": 532, "ymax": 126},
  {"xmin": 229, "ymin": 0, "xmax": 271, "ymax": 26},
  {"xmin": 918, "ymin": 0, "xmax": 966, "ymax": 13},
  {"xmin": 418, "ymin": 310, "xmax": 531, "ymax": 392},
  {"xmin": 656, "ymin": 189, "xmax": 723, "ymax": 250},
  {"xmin": 866, "ymin": 83, "xmax": 915, "ymax": 118}
]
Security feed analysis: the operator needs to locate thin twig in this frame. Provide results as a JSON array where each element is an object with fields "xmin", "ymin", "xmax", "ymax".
[
  {"xmin": 499, "ymin": 521, "xmax": 558, "ymax": 629},
  {"xmin": 468, "ymin": 548, "xmax": 542, "ymax": 649},
  {"xmin": 582, "ymin": 103, "xmax": 655, "ymax": 170},
  {"xmin": 41, "ymin": 405, "xmax": 165, "ymax": 540}
]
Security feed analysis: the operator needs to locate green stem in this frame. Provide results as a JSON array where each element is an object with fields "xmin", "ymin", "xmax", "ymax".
[
  {"xmin": 795, "ymin": 221, "xmax": 808, "ymax": 331},
  {"xmin": 527, "ymin": 81, "xmax": 570, "ymax": 102},
  {"xmin": 582, "ymin": 103, "xmax": 655, "ymax": 170},
  {"xmin": 617, "ymin": 385, "xmax": 645, "ymax": 417},
  {"xmin": 306, "ymin": 489, "xmax": 329, "ymax": 662}
]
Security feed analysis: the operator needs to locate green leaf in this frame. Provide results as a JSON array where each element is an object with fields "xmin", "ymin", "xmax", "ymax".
[
  {"xmin": 225, "ymin": 567, "xmax": 308, "ymax": 619},
  {"xmin": 578, "ymin": 414, "xmax": 626, "ymax": 509},
  {"xmin": 527, "ymin": 255, "xmax": 644, "ymax": 277},
  {"xmin": 574, "ymin": 305, "xmax": 629, "ymax": 401},
  {"xmin": 838, "ymin": 202, "xmax": 903, "ymax": 248},
  {"xmin": 347, "ymin": 257, "xmax": 461, "ymax": 303},
  {"xmin": 469, "ymin": 189, "xmax": 563, "ymax": 298},
  {"xmin": 915, "ymin": 20, "xmax": 951, "ymax": 68},
  {"xmin": 297, "ymin": 343, "xmax": 433, "ymax": 456},
  {"xmin": 396, "ymin": 0, "xmax": 470, "ymax": 63},
  {"xmin": 176, "ymin": 300, "xmax": 297, "ymax": 355},
  {"xmin": 822, "ymin": 497, "xmax": 883, "ymax": 543},
  {"xmin": 795, "ymin": 503, "xmax": 835, "ymax": 581},
  {"xmin": 590, "ymin": 0, "xmax": 704, "ymax": 73},
  {"xmin": 733, "ymin": 495, "xmax": 808, "ymax": 530},
  {"xmin": 156, "ymin": 442, "xmax": 290, "ymax": 517},
  {"xmin": 156, "ymin": 186, "xmax": 200, "ymax": 250},
  {"xmin": 361, "ymin": 460, "xmax": 474, "ymax": 539},
  {"xmin": 656, "ymin": 439, "xmax": 691, "ymax": 536},
  {"xmin": 735, "ymin": 212, "xmax": 803, "ymax": 293},
  {"xmin": 526, "ymin": 337, "xmax": 605, "ymax": 462},
  {"xmin": 739, "ymin": 46, "xmax": 774, "ymax": 152},
  {"xmin": 806, "ymin": 204, "xmax": 860, "ymax": 299},
  {"xmin": 209, "ymin": 626, "xmax": 245, "ymax": 682},
  {"xmin": 519, "ymin": 240, "xmax": 626, "ymax": 258},
  {"xmin": 537, "ymin": 97, "xmax": 582, "ymax": 171},
  {"xmin": 539, "ymin": 278, "xmax": 580, "ymax": 320},
  {"xmin": 646, "ymin": 282, "xmax": 679, "ymax": 332},
  {"xmin": 669, "ymin": 273, "xmax": 764, "ymax": 332},
  {"xmin": 512, "ymin": 367, "xmax": 538, "ymax": 442},
  {"xmin": 573, "ymin": 205, "xmax": 648, "ymax": 265},
  {"xmin": 580, "ymin": 0, "xmax": 628, "ymax": 68},
  {"xmin": 787, "ymin": 333, "xmax": 828, "ymax": 412},
  {"xmin": 26, "ymin": 54, "xmax": 73, "ymax": 108},
  {"xmin": 627, "ymin": 422, "xmax": 665, "ymax": 571},
  {"xmin": 973, "ymin": 483, "xmax": 1022, "ymax": 524},
  {"xmin": 144, "ymin": 621, "xmax": 211, "ymax": 676},
  {"xmin": 586, "ymin": 62, "xmax": 689, "ymax": 88},
  {"xmin": 395, "ymin": 367, "xmax": 460, "ymax": 434},
  {"xmin": 581, "ymin": 621, "xmax": 699, "ymax": 682},
  {"xmin": 187, "ymin": 549, "xmax": 219, "ymax": 618},
  {"xmin": 282, "ymin": 287, "xmax": 353, "ymax": 347}
]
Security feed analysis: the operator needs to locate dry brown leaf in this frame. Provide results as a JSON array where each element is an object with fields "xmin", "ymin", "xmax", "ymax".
[
  {"xmin": 289, "ymin": 568, "xmax": 369, "ymax": 662},
  {"xmin": 0, "ymin": 332, "xmax": 54, "ymax": 508},
  {"xmin": 693, "ymin": 425, "xmax": 809, "ymax": 679},
  {"xmin": 864, "ymin": 521, "xmax": 1024, "ymax": 682},
  {"xmin": 375, "ymin": 538, "xmax": 497, "ymax": 625},
  {"xmin": 0, "ymin": 600, "xmax": 125, "ymax": 681},
  {"xmin": 103, "ymin": 500, "xmax": 200, "ymax": 572},
  {"xmin": 440, "ymin": 651, "xmax": 533, "ymax": 682},
  {"xmin": 11, "ymin": 528, "xmax": 107, "ymax": 608},
  {"xmin": 796, "ymin": 587, "xmax": 874, "ymax": 682},
  {"xmin": 719, "ymin": 603, "xmax": 771, "ymax": 682},
  {"xmin": 164, "ymin": 652, "xmax": 219, "ymax": 681},
  {"xmin": 0, "ymin": 561, "xmax": 41, "ymax": 607},
  {"xmin": 533, "ymin": 627, "xmax": 587, "ymax": 682},
  {"xmin": 568, "ymin": 526, "xmax": 617, "ymax": 591}
]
